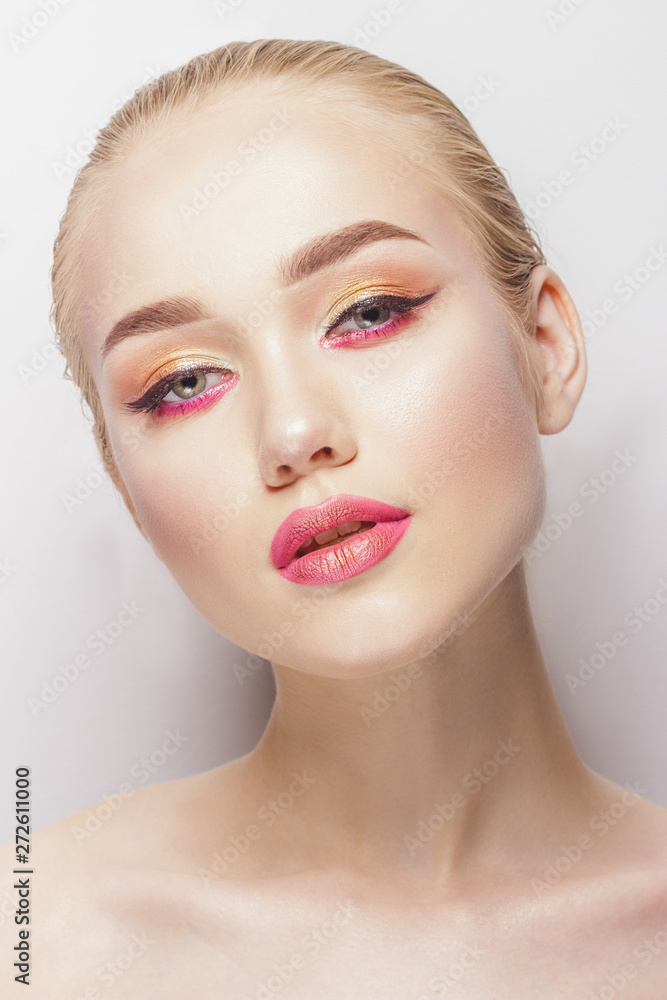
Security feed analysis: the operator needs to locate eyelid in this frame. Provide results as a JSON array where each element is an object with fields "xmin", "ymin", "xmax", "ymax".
[
  {"xmin": 144, "ymin": 354, "xmax": 229, "ymax": 384},
  {"xmin": 324, "ymin": 288, "xmax": 440, "ymax": 334}
]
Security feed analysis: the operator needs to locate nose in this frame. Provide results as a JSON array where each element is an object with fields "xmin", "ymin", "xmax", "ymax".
[{"xmin": 256, "ymin": 379, "xmax": 357, "ymax": 488}]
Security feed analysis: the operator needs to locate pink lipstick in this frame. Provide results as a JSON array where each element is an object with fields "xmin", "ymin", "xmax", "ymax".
[{"xmin": 270, "ymin": 494, "xmax": 412, "ymax": 585}]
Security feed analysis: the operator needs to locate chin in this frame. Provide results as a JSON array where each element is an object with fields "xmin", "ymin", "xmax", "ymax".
[{"xmin": 241, "ymin": 547, "xmax": 521, "ymax": 680}]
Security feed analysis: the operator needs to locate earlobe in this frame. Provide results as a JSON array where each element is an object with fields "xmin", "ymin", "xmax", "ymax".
[{"xmin": 529, "ymin": 265, "xmax": 587, "ymax": 435}]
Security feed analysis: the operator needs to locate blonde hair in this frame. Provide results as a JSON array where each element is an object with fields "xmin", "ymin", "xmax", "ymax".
[{"xmin": 51, "ymin": 38, "xmax": 547, "ymax": 516}]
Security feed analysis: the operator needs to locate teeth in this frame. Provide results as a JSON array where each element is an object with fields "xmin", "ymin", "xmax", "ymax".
[
  {"xmin": 313, "ymin": 520, "xmax": 361, "ymax": 545},
  {"xmin": 296, "ymin": 520, "xmax": 375, "ymax": 557}
]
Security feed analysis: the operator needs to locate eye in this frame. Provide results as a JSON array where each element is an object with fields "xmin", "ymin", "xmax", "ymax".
[
  {"xmin": 123, "ymin": 364, "xmax": 236, "ymax": 417},
  {"xmin": 345, "ymin": 302, "xmax": 392, "ymax": 329},
  {"xmin": 162, "ymin": 371, "xmax": 209, "ymax": 402},
  {"xmin": 322, "ymin": 291, "xmax": 437, "ymax": 347}
]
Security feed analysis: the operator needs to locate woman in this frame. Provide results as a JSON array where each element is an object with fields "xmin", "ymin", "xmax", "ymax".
[{"xmin": 4, "ymin": 38, "xmax": 667, "ymax": 997}]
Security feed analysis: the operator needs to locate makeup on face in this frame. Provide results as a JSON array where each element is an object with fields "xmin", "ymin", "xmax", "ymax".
[
  {"xmin": 270, "ymin": 493, "xmax": 413, "ymax": 585},
  {"xmin": 99, "ymin": 239, "xmax": 449, "ymax": 428},
  {"xmin": 116, "ymin": 288, "xmax": 438, "ymax": 422},
  {"xmin": 77, "ymin": 97, "xmax": 545, "ymax": 676},
  {"xmin": 92, "ymin": 241, "xmax": 452, "ymax": 591}
]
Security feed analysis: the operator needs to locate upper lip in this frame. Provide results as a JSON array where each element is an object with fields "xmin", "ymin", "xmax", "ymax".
[{"xmin": 270, "ymin": 494, "xmax": 411, "ymax": 569}]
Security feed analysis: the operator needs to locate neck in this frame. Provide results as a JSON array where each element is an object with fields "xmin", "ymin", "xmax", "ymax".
[{"xmin": 240, "ymin": 562, "xmax": 598, "ymax": 887}]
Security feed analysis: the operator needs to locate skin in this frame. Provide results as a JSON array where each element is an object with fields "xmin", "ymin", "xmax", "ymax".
[{"xmin": 3, "ymin": 85, "xmax": 667, "ymax": 998}]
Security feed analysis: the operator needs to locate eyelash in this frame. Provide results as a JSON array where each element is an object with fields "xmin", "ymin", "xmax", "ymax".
[
  {"xmin": 124, "ymin": 366, "xmax": 238, "ymax": 418},
  {"xmin": 124, "ymin": 290, "xmax": 437, "ymax": 419},
  {"xmin": 321, "ymin": 291, "xmax": 436, "ymax": 347}
]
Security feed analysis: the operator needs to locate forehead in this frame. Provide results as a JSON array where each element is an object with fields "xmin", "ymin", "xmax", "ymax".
[{"xmin": 77, "ymin": 89, "xmax": 476, "ymax": 341}]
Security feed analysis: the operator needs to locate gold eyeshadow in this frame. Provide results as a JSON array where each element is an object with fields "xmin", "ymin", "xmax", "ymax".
[
  {"xmin": 114, "ymin": 350, "xmax": 230, "ymax": 399},
  {"xmin": 324, "ymin": 279, "xmax": 432, "ymax": 325},
  {"xmin": 318, "ymin": 247, "xmax": 445, "ymax": 325},
  {"xmin": 105, "ymin": 255, "xmax": 446, "ymax": 401},
  {"xmin": 141, "ymin": 353, "xmax": 224, "ymax": 384}
]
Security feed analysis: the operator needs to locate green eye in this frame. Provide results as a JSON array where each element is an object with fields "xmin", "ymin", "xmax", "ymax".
[
  {"xmin": 169, "ymin": 373, "xmax": 208, "ymax": 399},
  {"xmin": 352, "ymin": 305, "xmax": 392, "ymax": 328}
]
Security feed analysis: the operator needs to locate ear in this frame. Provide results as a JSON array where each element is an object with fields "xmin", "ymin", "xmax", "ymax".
[{"xmin": 529, "ymin": 265, "xmax": 587, "ymax": 435}]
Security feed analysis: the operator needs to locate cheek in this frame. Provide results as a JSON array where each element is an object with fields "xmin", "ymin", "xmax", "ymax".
[
  {"xmin": 110, "ymin": 425, "xmax": 255, "ymax": 569},
  {"xmin": 392, "ymin": 309, "xmax": 546, "ymax": 590},
  {"xmin": 302, "ymin": 306, "xmax": 547, "ymax": 677},
  {"xmin": 115, "ymin": 440, "xmax": 272, "ymax": 650}
]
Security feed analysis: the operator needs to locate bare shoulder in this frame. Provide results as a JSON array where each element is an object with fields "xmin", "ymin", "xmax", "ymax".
[
  {"xmin": 580, "ymin": 781, "xmax": 667, "ymax": 995},
  {"xmin": 568, "ymin": 772, "xmax": 667, "ymax": 930},
  {"xmin": 0, "ymin": 763, "xmax": 241, "ymax": 998},
  {"xmin": 33, "ymin": 757, "xmax": 242, "ymax": 868},
  {"xmin": 595, "ymin": 773, "xmax": 667, "ymax": 872}
]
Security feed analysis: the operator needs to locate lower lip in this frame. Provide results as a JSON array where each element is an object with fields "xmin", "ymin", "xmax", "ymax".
[{"xmin": 278, "ymin": 517, "xmax": 412, "ymax": 586}]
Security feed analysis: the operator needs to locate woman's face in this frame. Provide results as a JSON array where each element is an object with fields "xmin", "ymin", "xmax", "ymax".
[{"xmin": 78, "ymin": 88, "xmax": 546, "ymax": 678}]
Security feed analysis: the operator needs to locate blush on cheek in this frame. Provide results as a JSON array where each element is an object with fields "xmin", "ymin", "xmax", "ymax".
[
  {"xmin": 114, "ymin": 453, "xmax": 206, "ymax": 566},
  {"xmin": 454, "ymin": 366, "xmax": 545, "ymax": 563},
  {"xmin": 122, "ymin": 453, "xmax": 260, "ymax": 592},
  {"xmin": 409, "ymin": 307, "xmax": 546, "ymax": 590},
  {"xmin": 134, "ymin": 487, "xmax": 198, "ymax": 564}
]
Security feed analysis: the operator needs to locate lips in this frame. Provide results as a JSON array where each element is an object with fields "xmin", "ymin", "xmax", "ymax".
[{"xmin": 270, "ymin": 494, "xmax": 412, "ymax": 584}]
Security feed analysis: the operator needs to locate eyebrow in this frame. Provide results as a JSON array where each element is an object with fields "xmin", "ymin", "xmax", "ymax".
[
  {"xmin": 278, "ymin": 218, "xmax": 429, "ymax": 285},
  {"xmin": 100, "ymin": 219, "xmax": 430, "ymax": 361}
]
